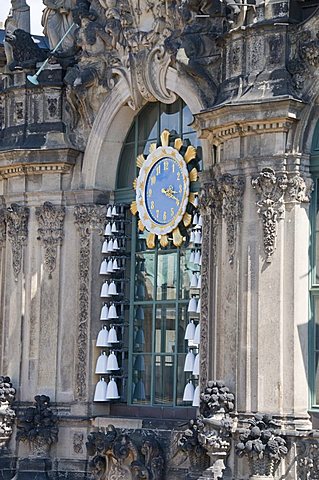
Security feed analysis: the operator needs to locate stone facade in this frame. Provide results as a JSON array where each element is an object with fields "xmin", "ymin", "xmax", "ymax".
[{"xmin": 0, "ymin": 0, "xmax": 318, "ymax": 478}]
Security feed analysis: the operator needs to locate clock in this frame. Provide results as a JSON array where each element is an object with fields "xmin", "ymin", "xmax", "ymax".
[{"xmin": 131, "ymin": 130, "xmax": 199, "ymax": 248}]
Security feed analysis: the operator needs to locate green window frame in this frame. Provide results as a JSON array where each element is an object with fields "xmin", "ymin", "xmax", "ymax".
[{"xmin": 115, "ymin": 100, "xmax": 202, "ymax": 407}]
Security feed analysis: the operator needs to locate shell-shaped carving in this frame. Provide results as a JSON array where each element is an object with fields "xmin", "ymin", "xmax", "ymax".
[
  {"xmin": 136, "ymin": 154, "xmax": 145, "ymax": 169},
  {"xmin": 185, "ymin": 146, "xmax": 197, "ymax": 163},
  {"xmin": 189, "ymin": 168, "xmax": 198, "ymax": 183},
  {"xmin": 146, "ymin": 232, "xmax": 156, "ymax": 249},
  {"xmin": 172, "ymin": 227, "xmax": 183, "ymax": 247},
  {"xmin": 161, "ymin": 130, "xmax": 170, "ymax": 147},
  {"xmin": 130, "ymin": 201, "xmax": 138, "ymax": 215},
  {"xmin": 159, "ymin": 234, "xmax": 169, "ymax": 247},
  {"xmin": 174, "ymin": 138, "xmax": 183, "ymax": 151},
  {"xmin": 183, "ymin": 212, "xmax": 192, "ymax": 227}
]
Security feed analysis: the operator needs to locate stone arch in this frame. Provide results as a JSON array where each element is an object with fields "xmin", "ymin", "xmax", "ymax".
[
  {"xmin": 292, "ymin": 87, "xmax": 319, "ymax": 157},
  {"xmin": 81, "ymin": 67, "xmax": 208, "ymax": 191}
]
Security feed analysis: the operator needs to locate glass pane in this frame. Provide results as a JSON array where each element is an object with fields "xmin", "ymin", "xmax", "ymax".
[
  {"xmin": 133, "ymin": 305, "xmax": 153, "ymax": 353},
  {"xmin": 135, "ymin": 253, "xmax": 155, "ymax": 300},
  {"xmin": 155, "ymin": 306, "xmax": 176, "ymax": 353},
  {"xmin": 160, "ymin": 101, "xmax": 180, "ymax": 133},
  {"xmin": 316, "ymin": 234, "xmax": 319, "ymax": 284},
  {"xmin": 157, "ymin": 252, "xmax": 177, "ymax": 300},
  {"xmin": 132, "ymin": 354, "xmax": 152, "ymax": 404},
  {"xmin": 154, "ymin": 355, "xmax": 174, "ymax": 405},
  {"xmin": 180, "ymin": 249, "xmax": 192, "ymax": 299},
  {"xmin": 138, "ymin": 103, "xmax": 158, "ymax": 143},
  {"xmin": 182, "ymin": 104, "xmax": 194, "ymax": 133},
  {"xmin": 117, "ymin": 144, "xmax": 135, "ymax": 189}
]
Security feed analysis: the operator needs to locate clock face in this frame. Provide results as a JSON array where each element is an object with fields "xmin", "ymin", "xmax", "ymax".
[{"xmin": 136, "ymin": 146, "xmax": 190, "ymax": 236}]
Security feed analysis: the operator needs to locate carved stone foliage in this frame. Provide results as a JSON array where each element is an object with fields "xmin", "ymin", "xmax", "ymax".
[
  {"xmin": 86, "ymin": 425, "xmax": 165, "ymax": 480},
  {"xmin": 179, "ymin": 381, "xmax": 236, "ymax": 480},
  {"xmin": 0, "ymin": 376, "xmax": 16, "ymax": 450},
  {"xmin": 235, "ymin": 413, "xmax": 288, "ymax": 478},
  {"xmin": 5, "ymin": 203, "xmax": 29, "ymax": 279},
  {"xmin": 16, "ymin": 395, "xmax": 58, "ymax": 457},
  {"xmin": 252, "ymin": 168, "xmax": 310, "ymax": 262},
  {"xmin": 297, "ymin": 439, "xmax": 319, "ymax": 479},
  {"xmin": 36, "ymin": 202, "xmax": 65, "ymax": 279},
  {"xmin": 74, "ymin": 204, "xmax": 105, "ymax": 400}
]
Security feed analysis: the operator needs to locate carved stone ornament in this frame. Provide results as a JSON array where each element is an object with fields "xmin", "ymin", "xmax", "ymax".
[
  {"xmin": 36, "ymin": 202, "xmax": 65, "ymax": 279},
  {"xmin": 0, "ymin": 376, "xmax": 16, "ymax": 450},
  {"xmin": 73, "ymin": 432, "xmax": 84, "ymax": 454},
  {"xmin": 235, "ymin": 413, "xmax": 288, "ymax": 479},
  {"xmin": 86, "ymin": 425, "xmax": 164, "ymax": 480},
  {"xmin": 179, "ymin": 381, "xmax": 236, "ymax": 480},
  {"xmin": 74, "ymin": 204, "xmax": 106, "ymax": 400},
  {"xmin": 0, "ymin": 208, "xmax": 6, "ymax": 248},
  {"xmin": 5, "ymin": 203, "xmax": 29, "ymax": 279},
  {"xmin": 16, "ymin": 395, "xmax": 58, "ymax": 458},
  {"xmin": 252, "ymin": 168, "xmax": 310, "ymax": 262},
  {"xmin": 297, "ymin": 439, "xmax": 319, "ymax": 479}
]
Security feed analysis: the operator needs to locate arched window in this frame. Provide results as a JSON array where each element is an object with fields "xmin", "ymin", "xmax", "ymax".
[{"xmin": 111, "ymin": 99, "xmax": 202, "ymax": 408}]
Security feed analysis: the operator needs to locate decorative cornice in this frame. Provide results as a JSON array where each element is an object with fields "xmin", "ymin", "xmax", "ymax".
[
  {"xmin": 74, "ymin": 205, "xmax": 105, "ymax": 401},
  {"xmin": 5, "ymin": 203, "xmax": 29, "ymax": 279},
  {"xmin": 35, "ymin": 202, "xmax": 65, "ymax": 279},
  {"xmin": 0, "ymin": 163, "xmax": 72, "ymax": 179},
  {"xmin": 252, "ymin": 168, "xmax": 310, "ymax": 262}
]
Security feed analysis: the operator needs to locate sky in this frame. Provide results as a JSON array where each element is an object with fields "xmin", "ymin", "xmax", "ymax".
[{"xmin": 0, "ymin": 0, "xmax": 44, "ymax": 34}]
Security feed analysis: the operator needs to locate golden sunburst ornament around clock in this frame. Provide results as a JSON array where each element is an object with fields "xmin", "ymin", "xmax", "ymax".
[{"xmin": 130, "ymin": 129, "xmax": 200, "ymax": 248}]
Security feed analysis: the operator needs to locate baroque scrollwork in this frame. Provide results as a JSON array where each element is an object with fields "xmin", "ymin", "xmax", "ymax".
[
  {"xmin": 36, "ymin": 202, "xmax": 66, "ymax": 279},
  {"xmin": 5, "ymin": 203, "xmax": 29, "ymax": 279},
  {"xmin": 74, "ymin": 204, "xmax": 105, "ymax": 400},
  {"xmin": 86, "ymin": 425, "xmax": 164, "ymax": 480},
  {"xmin": 0, "ymin": 376, "xmax": 16, "ymax": 450},
  {"xmin": 252, "ymin": 168, "xmax": 310, "ymax": 262}
]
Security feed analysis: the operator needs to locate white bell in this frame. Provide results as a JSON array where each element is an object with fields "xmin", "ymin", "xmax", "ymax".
[
  {"xmin": 107, "ymin": 239, "xmax": 114, "ymax": 252},
  {"xmin": 106, "ymin": 378, "xmax": 120, "ymax": 400},
  {"xmin": 104, "ymin": 223, "xmax": 111, "ymax": 236},
  {"xmin": 102, "ymin": 240, "xmax": 108, "ymax": 253},
  {"xmin": 94, "ymin": 378, "xmax": 107, "ymax": 402},
  {"xmin": 108, "ymin": 304, "xmax": 118, "ymax": 319},
  {"xmin": 136, "ymin": 306, "xmax": 144, "ymax": 321},
  {"xmin": 198, "ymin": 215, "xmax": 202, "ymax": 227},
  {"xmin": 107, "ymin": 259, "xmax": 114, "ymax": 274},
  {"xmin": 133, "ymin": 355, "xmax": 145, "ymax": 371},
  {"xmin": 107, "ymin": 351, "xmax": 119, "ymax": 371},
  {"xmin": 108, "ymin": 326, "xmax": 119, "ymax": 343},
  {"xmin": 95, "ymin": 352, "xmax": 108, "ymax": 374},
  {"xmin": 193, "ymin": 323, "xmax": 200, "ymax": 344},
  {"xmin": 194, "ymin": 196, "xmax": 199, "ymax": 207},
  {"xmin": 196, "ymin": 298, "xmax": 201, "ymax": 314},
  {"xmin": 106, "ymin": 206, "xmax": 112, "ymax": 218},
  {"xmin": 192, "ymin": 385, "xmax": 200, "ymax": 407},
  {"xmin": 111, "ymin": 222, "xmax": 118, "ymax": 233},
  {"xmin": 190, "ymin": 273, "xmax": 198, "ymax": 288},
  {"xmin": 99, "ymin": 260, "xmax": 108, "ymax": 275},
  {"xmin": 113, "ymin": 238, "xmax": 119, "ymax": 250},
  {"xmin": 194, "ymin": 250, "xmax": 201, "ymax": 265},
  {"xmin": 189, "ymin": 250, "xmax": 195, "ymax": 263},
  {"xmin": 199, "ymin": 254, "xmax": 202, "ymax": 266},
  {"xmin": 184, "ymin": 320, "xmax": 196, "ymax": 340},
  {"xmin": 100, "ymin": 282, "xmax": 109, "ymax": 298},
  {"xmin": 184, "ymin": 350, "xmax": 195, "ymax": 372},
  {"xmin": 111, "ymin": 205, "xmax": 118, "ymax": 216},
  {"xmin": 183, "ymin": 380, "xmax": 195, "ymax": 402},
  {"xmin": 190, "ymin": 231, "xmax": 195, "ymax": 243},
  {"xmin": 112, "ymin": 258, "xmax": 119, "ymax": 270},
  {"xmin": 197, "ymin": 275, "xmax": 202, "ymax": 289},
  {"xmin": 100, "ymin": 304, "xmax": 109, "ymax": 320},
  {"xmin": 135, "ymin": 328, "xmax": 145, "ymax": 345},
  {"xmin": 188, "ymin": 297, "xmax": 197, "ymax": 313},
  {"xmin": 108, "ymin": 281, "xmax": 118, "ymax": 296},
  {"xmin": 96, "ymin": 327, "xmax": 109, "ymax": 346},
  {"xmin": 193, "ymin": 213, "xmax": 198, "ymax": 225},
  {"xmin": 193, "ymin": 353, "xmax": 200, "ymax": 376},
  {"xmin": 194, "ymin": 231, "xmax": 202, "ymax": 244},
  {"xmin": 133, "ymin": 379, "xmax": 146, "ymax": 400}
]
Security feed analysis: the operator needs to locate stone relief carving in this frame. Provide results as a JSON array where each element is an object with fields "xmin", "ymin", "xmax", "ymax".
[
  {"xmin": 178, "ymin": 381, "xmax": 236, "ymax": 480},
  {"xmin": 5, "ymin": 203, "xmax": 29, "ymax": 280},
  {"xmin": 17, "ymin": 395, "xmax": 58, "ymax": 457},
  {"xmin": 252, "ymin": 168, "xmax": 310, "ymax": 262},
  {"xmin": 36, "ymin": 202, "xmax": 66, "ymax": 279},
  {"xmin": 4, "ymin": 29, "xmax": 48, "ymax": 71},
  {"xmin": 74, "ymin": 204, "xmax": 105, "ymax": 400},
  {"xmin": 0, "ymin": 376, "xmax": 16, "ymax": 450},
  {"xmin": 86, "ymin": 425, "xmax": 164, "ymax": 480},
  {"xmin": 235, "ymin": 413, "xmax": 288, "ymax": 478},
  {"xmin": 73, "ymin": 432, "xmax": 84, "ymax": 453}
]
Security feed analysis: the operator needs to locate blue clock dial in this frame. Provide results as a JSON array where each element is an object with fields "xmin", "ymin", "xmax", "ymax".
[{"xmin": 145, "ymin": 157, "xmax": 185, "ymax": 226}]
